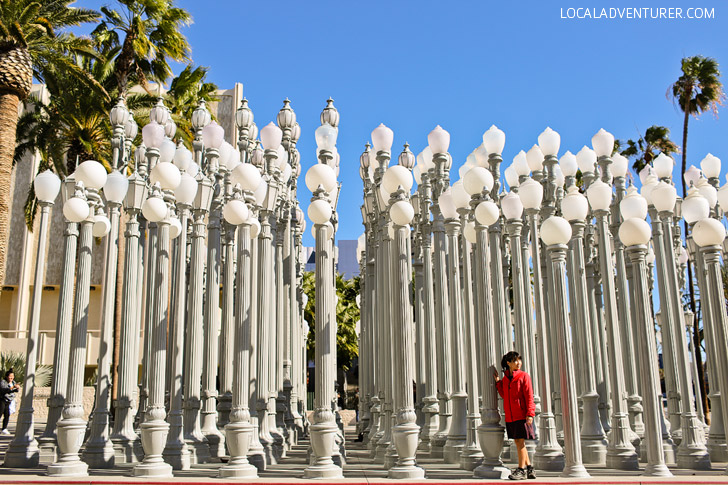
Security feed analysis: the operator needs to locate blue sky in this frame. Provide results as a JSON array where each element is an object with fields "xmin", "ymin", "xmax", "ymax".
[{"xmin": 74, "ymin": 0, "xmax": 728, "ymax": 246}]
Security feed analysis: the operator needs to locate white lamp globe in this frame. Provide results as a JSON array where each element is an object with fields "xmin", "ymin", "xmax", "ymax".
[
  {"xmin": 501, "ymin": 191, "xmax": 523, "ymax": 220},
  {"xmin": 697, "ymin": 179, "xmax": 718, "ymax": 208},
  {"xmin": 174, "ymin": 173, "xmax": 198, "ymax": 205},
  {"xmin": 452, "ymin": 181, "xmax": 471, "ymax": 209},
  {"xmin": 576, "ymin": 146, "xmax": 597, "ymax": 174},
  {"xmin": 512, "ymin": 150, "xmax": 530, "ymax": 176},
  {"xmin": 682, "ymin": 187, "xmax": 710, "ymax": 224},
  {"xmin": 458, "ymin": 162, "xmax": 470, "ymax": 180},
  {"xmin": 173, "ymin": 144, "xmax": 192, "ymax": 171},
  {"xmin": 591, "ymin": 128, "xmax": 614, "ymax": 158},
  {"xmin": 559, "ymin": 151, "xmax": 578, "ymax": 177},
  {"xmin": 526, "ymin": 145, "xmax": 544, "ymax": 172},
  {"xmin": 311, "ymin": 221, "xmax": 334, "ymax": 241},
  {"xmin": 678, "ymin": 246, "xmax": 689, "ymax": 264},
  {"xmin": 371, "ymin": 123, "xmax": 394, "ymax": 154},
  {"xmin": 282, "ymin": 163, "xmax": 292, "ymax": 183},
  {"xmin": 382, "ymin": 165, "xmax": 413, "ymax": 195},
  {"xmin": 186, "ymin": 162, "xmax": 200, "ymax": 177},
  {"xmin": 232, "ymin": 163, "xmax": 262, "ymax": 192},
  {"xmin": 717, "ymin": 184, "xmax": 728, "ymax": 213},
  {"xmin": 611, "ymin": 153, "xmax": 629, "ymax": 178},
  {"xmin": 103, "ymin": 170, "xmax": 128, "ymax": 204},
  {"xmin": 169, "ymin": 217, "xmax": 182, "ymax": 239},
  {"xmin": 150, "ymin": 161, "xmax": 181, "ymax": 190},
  {"xmin": 464, "ymin": 221, "xmax": 477, "ymax": 243},
  {"xmin": 63, "ymin": 196, "xmax": 90, "ymax": 222},
  {"xmin": 159, "ymin": 138, "xmax": 176, "ymax": 164},
  {"xmin": 253, "ymin": 180, "xmax": 268, "ymax": 206},
  {"xmin": 518, "ymin": 178, "xmax": 543, "ymax": 210},
  {"xmin": 308, "ymin": 198, "xmax": 333, "ymax": 224},
  {"xmin": 638, "ymin": 165, "xmax": 654, "ymax": 185},
  {"xmin": 428, "ymin": 125, "xmax": 450, "ymax": 154},
  {"xmin": 561, "ymin": 186, "xmax": 589, "ymax": 222},
  {"xmin": 34, "ymin": 170, "xmax": 61, "ymax": 203},
  {"xmin": 223, "ymin": 199, "xmax": 250, "ymax": 225},
  {"xmin": 505, "ymin": 165, "xmax": 519, "ymax": 189},
  {"xmin": 142, "ymin": 195, "xmax": 168, "ymax": 222},
  {"xmin": 218, "ymin": 141, "xmax": 234, "ymax": 169},
  {"xmin": 620, "ymin": 187, "xmax": 648, "ymax": 220},
  {"xmin": 540, "ymin": 216, "xmax": 572, "ymax": 246},
  {"xmin": 75, "ymin": 160, "xmax": 107, "ymax": 189},
  {"xmin": 260, "ymin": 122, "xmax": 284, "ymax": 151},
  {"xmin": 586, "ymin": 179, "xmax": 613, "ymax": 211},
  {"xmin": 474, "ymin": 144, "xmax": 489, "ymax": 167},
  {"xmin": 652, "ymin": 153, "xmax": 674, "ymax": 179},
  {"xmin": 249, "ymin": 217, "xmax": 261, "ymax": 238},
  {"xmin": 202, "ymin": 121, "xmax": 225, "ymax": 149},
  {"xmin": 305, "ymin": 163, "xmax": 337, "ymax": 193},
  {"xmin": 422, "ymin": 146, "xmax": 435, "ymax": 171},
  {"xmin": 315, "ymin": 123, "xmax": 338, "ymax": 151},
  {"xmin": 475, "ymin": 200, "xmax": 499, "ymax": 226},
  {"xmin": 692, "ymin": 218, "xmax": 727, "ymax": 247},
  {"xmin": 684, "ymin": 166, "xmax": 702, "ymax": 188},
  {"xmin": 276, "ymin": 145, "xmax": 289, "ymax": 170},
  {"xmin": 482, "ymin": 125, "xmax": 505, "ymax": 155},
  {"xmin": 390, "ymin": 200, "xmax": 415, "ymax": 226},
  {"xmin": 463, "ymin": 166, "xmax": 494, "ymax": 195},
  {"xmin": 652, "ymin": 181, "xmax": 677, "ymax": 213},
  {"xmin": 228, "ymin": 148, "xmax": 241, "ymax": 172},
  {"xmin": 438, "ymin": 190, "xmax": 458, "ymax": 220},
  {"xmin": 413, "ymin": 165, "xmax": 422, "ymax": 185},
  {"xmin": 92, "ymin": 213, "xmax": 111, "ymax": 237},
  {"xmin": 538, "ymin": 127, "xmax": 561, "ymax": 156},
  {"xmin": 701, "ymin": 153, "xmax": 721, "ymax": 179},
  {"xmin": 641, "ymin": 175, "xmax": 659, "ymax": 205},
  {"xmin": 619, "ymin": 218, "xmax": 652, "ymax": 246},
  {"xmin": 554, "ymin": 165, "xmax": 565, "ymax": 187},
  {"xmin": 142, "ymin": 122, "xmax": 165, "ymax": 149}
]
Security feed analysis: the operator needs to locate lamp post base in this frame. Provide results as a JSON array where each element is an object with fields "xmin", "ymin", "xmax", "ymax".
[
  {"xmin": 643, "ymin": 463, "xmax": 673, "ymax": 477},
  {"xmin": 82, "ymin": 440, "xmax": 116, "ymax": 469},
  {"xmin": 4, "ymin": 438, "xmax": 40, "ymax": 468},
  {"xmin": 560, "ymin": 463, "xmax": 591, "ymax": 478},
  {"xmin": 459, "ymin": 445, "xmax": 484, "ymax": 471},
  {"xmin": 388, "ymin": 465, "xmax": 425, "ymax": 479},
  {"xmin": 48, "ymin": 418, "xmax": 88, "ymax": 477}
]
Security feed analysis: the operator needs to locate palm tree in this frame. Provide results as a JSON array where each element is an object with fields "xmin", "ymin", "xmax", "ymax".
[
  {"xmin": 619, "ymin": 125, "xmax": 679, "ymax": 174},
  {"xmin": 0, "ymin": 0, "xmax": 101, "ymax": 293},
  {"xmin": 91, "ymin": 0, "xmax": 192, "ymax": 96}
]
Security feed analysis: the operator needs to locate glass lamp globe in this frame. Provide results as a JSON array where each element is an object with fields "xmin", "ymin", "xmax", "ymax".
[
  {"xmin": 124, "ymin": 115, "xmax": 138, "ymax": 140},
  {"xmin": 103, "ymin": 170, "xmax": 129, "ymax": 204},
  {"xmin": 382, "ymin": 165, "xmax": 413, "ymax": 195},
  {"xmin": 591, "ymin": 128, "xmax": 614, "ymax": 158},
  {"xmin": 427, "ymin": 125, "xmax": 450, "ymax": 154},
  {"xmin": 474, "ymin": 144, "xmax": 489, "ymax": 167},
  {"xmin": 159, "ymin": 138, "xmax": 176, "ymax": 164},
  {"xmin": 315, "ymin": 123, "xmax": 338, "ymax": 151},
  {"xmin": 371, "ymin": 123, "xmax": 394, "ymax": 154},
  {"xmin": 422, "ymin": 146, "xmax": 435, "ymax": 172},
  {"xmin": 165, "ymin": 116, "xmax": 177, "ymax": 139},
  {"xmin": 150, "ymin": 161, "xmax": 181, "ymax": 190},
  {"xmin": 311, "ymin": 221, "xmax": 334, "ymax": 241},
  {"xmin": 619, "ymin": 218, "xmax": 652, "ymax": 246},
  {"xmin": 576, "ymin": 146, "xmax": 596, "ymax": 174},
  {"xmin": 554, "ymin": 165, "xmax": 565, "ymax": 187},
  {"xmin": 463, "ymin": 221, "xmax": 477, "ymax": 243},
  {"xmin": 305, "ymin": 163, "xmax": 337, "ymax": 193},
  {"xmin": 538, "ymin": 127, "xmax": 561, "ymax": 156},
  {"xmin": 678, "ymin": 246, "xmax": 689, "ymax": 264},
  {"xmin": 652, "ymin": 181, "xmax": 677, "ymax": 213},
  {"xmin": 398, "ymin": 145, "xmax": 416, "ymax": 170},
  {"xmin": 173, "ymin": 144, "xmax": 192, "ymax": 171},
  {"xmin": 218, "ymin": 142, "xmax": 234, "ymax": 169},
  {"xmin": 186, "ymin": 162, "xmax": 200, "ymax": 177},
  {"xmin": 482, "ymin": 125, "xmax": 505, "ymax": 155},
  {"xmin": 360, "ymin": 146, "xmax": 371, "ymax": 170},
  {"xmin": 202, "ymin": 121, "xmax": 225, "ymax": 150},
  {"xmin": 682, "ymin": 187, "xmax": 710, "ymax": 224},
  {"xmin": 620, "ymin": 186, "xmax": 648, "ymax": 220},
  {"xmin": 227, "ymin": 148, "xmax": 241, "ymax": 172},
  {"xmin": 646, "ymin": 245, "xmax": 655, "ymax": 264},
  {"xmin": 92, "ymin": 213, "xmax": 111, "ymax": 237},
  {"xmin": 413, "ymin": 165, "xmax": 422, "ymax": 185},
  {"xmin": 390, "ymin": 200, "xmax": 414, "ymax": 226},
  {"xmin": 249, "ymin": 217, "xmax": 261, "ymax": 238},
  {"xmin": 512, "ymin": 150, "xmax": 530, "ymax": 176},
  {"xmin": 611, "ymin": 153, "xmax": 629, "ymax": 178},
  {"xmin": 701, "ymin": 153, "xmax": 721, "ymax": 179},
  {"xmin": 438, "ymin": 190, "xmax": 458, "ymax": 220},
  {"xmin": 308, "ymin": 198, "xmax": 333, "ymax": 225},
  {"xmin": 684, "ymin": 166, "xmax": 702, "ymax": 188},
  {"xmin": 236, "ymin": 98, "xmax": 254, "ymax": 130},
  {"xmin": 501, "ymin": 191, "xmax": 524, "ymax": 220},
  {"xmin": 282, "ymin": 163, "xmax": 292, "ymax": 183},
  {"xmin": 232, "ymin": 163, "xmax": 263, "ymax": 192},
  {"xmin": 526, "ymin": 145, "xmax": 544, "ymax": 172},
  {"xmin": 75, "ymin": 160, "xmax": 107, "ymax": 190},
  {"xmin": 63, "ymin": 196, "xmax": 90, "ymax": 222},
  {"xmin": 169, "ymin": 217, "xmax": 182, "ymax": 239},
  {"xmin": 638, "ymin": 165, "xmax": 654, "ymax": 185},
  {"xmin": 652, "ymin": 153, "xmax": 674, "ymax": 179},
  {"xmin": 142, "ymin": 194, "xmax": 168, "ymax": 222},
  {"xmin": 718, "ymin": 184, "xmax": 728, "ymax": 213},
  {"xmin": 174, "ymin": 172, "xmax": 198, "ymax": 205},
  {"xmin": 110, "ymin": 99, "xmax": 130, "ymax": 126},
  {"xmin": 191, "ymin": 101, "xmax": 211, "ymax": 131},
  {"xmin": 475, "ymin": 200, "xmax": 499, "ymax": 226},
  {"xmin": 223, "ymin": 199, "xmax": 250, "ymax": 225},
  {"xmin": 586, "ymin": 179, "xmax": 613, "ymax": 211},
  {"xmin": 540, "ymin": 216, "xmax": 572, "ymax": 246},
  {"xmin": 697, "ymin": 178, "xmax": 718, "ymax": 207},
  {"xmin": 518, "ymin": 178, "xmax": 543, "ymax": 210},
  {"xmin": 276, "ymin": 145, "xmax": 289, "ymax": 170},
  {"xmin": 692, "ymin": 218, "xmax": 726, "ymax": 247},
  {"xmin": 452, "ymin": 181, "xmax": 471, "ymax": 209},
  {"xmin": 559, "ymin": 151, "xmax": 578, "ymax": 177},
  {"xmin": 253, "ymin": 180, "xmax": 267, "ymax": 206},
  {"xmin": 34, "ymin": 170, "xmax": 61, "ymax": 203},
  {"xmin": 504, "ymin": 165, "xmax": 519, "ymax": 189},
  {"xmin": 463, "ymin": 166, "xmax": 494, "ymax": 195},
  {"xmin": 640, "ymin": 175, "xmax": 659, "ymax": 205},
  {"xmin": 561, "ymin": 186, "xmax": 588, "ymax": 222},
  {"xmin": 458, "ymin": 160, "xmax": 472, "ymax": 180},
  {"xmin": 142, "ymin": 122, "xmax": 165, "ymax": 149}
]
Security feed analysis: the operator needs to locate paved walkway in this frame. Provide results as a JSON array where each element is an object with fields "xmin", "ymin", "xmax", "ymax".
[{"xmin": 1, "ymin": 422, "xmax": 728, "ymax": 483}]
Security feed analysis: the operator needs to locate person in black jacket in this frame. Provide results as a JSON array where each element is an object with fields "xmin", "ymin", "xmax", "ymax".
[{"xmin": 1, "ymin": 369, "xmax": 20, "ymax": 435}]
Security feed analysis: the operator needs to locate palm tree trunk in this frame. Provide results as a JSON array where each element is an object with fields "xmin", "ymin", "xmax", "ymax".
[{"xmin": 0, "ymin": 92, "xmax": 21, "ymax": 295}]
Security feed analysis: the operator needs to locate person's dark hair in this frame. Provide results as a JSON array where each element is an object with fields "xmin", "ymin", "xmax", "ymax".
[
  {"xmin": 4, "ymin": 368, "xmax": 14, "ymax": 380},
  {"xmin": 501, "ymin": 351, "xmax": 521, "ymax": 372}
]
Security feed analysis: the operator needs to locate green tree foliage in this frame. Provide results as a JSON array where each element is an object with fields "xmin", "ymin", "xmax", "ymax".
[
  {"xmin": 0, "ymin": 350, "xmax": 52, "ymax": 387},
  {"xmin": 618, "ymin": 125, "xmax": 679, "ymax": 175}
]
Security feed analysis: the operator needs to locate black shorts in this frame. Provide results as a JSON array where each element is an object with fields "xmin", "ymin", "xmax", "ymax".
[{"xmin": 506, "ymin": 419, "xmax": 536, "ymax": 440}]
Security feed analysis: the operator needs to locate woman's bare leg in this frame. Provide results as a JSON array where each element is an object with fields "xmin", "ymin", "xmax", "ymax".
[{"xmin": 515, "ymin": 438, "xmax": 530, "ymax": 468}]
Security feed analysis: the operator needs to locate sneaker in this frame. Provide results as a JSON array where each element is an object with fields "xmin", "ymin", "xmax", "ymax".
[
  {"xmin": 509, "ymin": 467, "xmax": 527, "ymax": 480},
  {"xmin": 1, "ymin": 429, "xmax": 9, "ymax": 435},
  {"xmin": 527, "ymin": 465, "xmax": 536, "ymax": 479}
]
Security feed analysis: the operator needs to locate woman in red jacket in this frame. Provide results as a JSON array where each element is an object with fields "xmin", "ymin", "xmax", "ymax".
[{"xmin": 494, "ymin": 351, "xmax": 536, "ymax": 480}]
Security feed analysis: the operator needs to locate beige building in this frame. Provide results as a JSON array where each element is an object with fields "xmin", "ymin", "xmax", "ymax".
[{"xmin": 0, "ymin": 83, "xmax": 243, "ymax": 368}]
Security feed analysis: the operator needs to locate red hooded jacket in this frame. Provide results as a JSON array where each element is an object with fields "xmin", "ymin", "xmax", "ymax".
[{"xmin": 496, "ymin": 369, "xmax": 535, "ymax": 423}]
